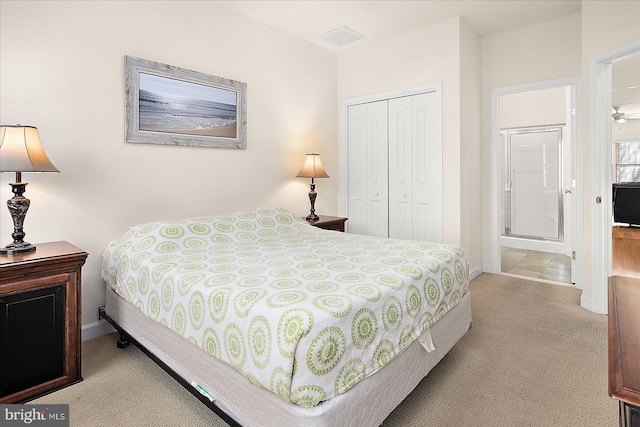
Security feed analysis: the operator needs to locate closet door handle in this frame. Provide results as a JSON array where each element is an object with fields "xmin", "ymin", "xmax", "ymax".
[
  {"xmin": 375, "ymin": 192, "xmax": 379, "ymax": 196},
  {"xmin": 402, "ymin": 193, "xmax": 407, "ymax": 197}
]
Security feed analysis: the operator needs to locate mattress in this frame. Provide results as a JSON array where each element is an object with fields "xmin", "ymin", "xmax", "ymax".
[
  {"xmin": 105, "ymin": 285, "xmax": 471, "ymax": 427},
  {"xmin": 101, "ymin": 208, "xmax": 469, "ymax": 409}
]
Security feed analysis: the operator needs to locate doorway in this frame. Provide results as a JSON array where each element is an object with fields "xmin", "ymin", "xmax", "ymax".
[
  {"xmin": 589, "ymin": 40, "xmax": 640, "ymax": 314},
  {"xmin": 491, "ymin": 77, "xmax": 581, "ymax": 287}
]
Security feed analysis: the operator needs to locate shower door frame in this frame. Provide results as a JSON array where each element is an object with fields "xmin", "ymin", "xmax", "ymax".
[{"xmin": 502, "ymin": 125, "xmax": 565, "ymax": 243}]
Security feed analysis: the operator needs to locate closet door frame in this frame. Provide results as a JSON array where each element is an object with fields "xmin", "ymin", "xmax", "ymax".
[{"xmin": 340, "ymin": 82, "xmax": 443, "ymax": 237}]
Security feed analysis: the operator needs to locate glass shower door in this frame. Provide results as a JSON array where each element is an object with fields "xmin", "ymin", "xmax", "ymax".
[{"xmin": 504, "ymin": 127, "xmax": 564, "ymax": 241}]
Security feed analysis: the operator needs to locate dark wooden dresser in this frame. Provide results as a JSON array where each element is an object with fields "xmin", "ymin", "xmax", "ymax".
[
  {"xmin": 0, "ymin": 241, "xmax": 88, "ymax": 403},
  {"xmin": 305, "ymin": 215, "xmax": 348, "ymax": 232},
  {"xmin": 608, "ymin": 275, "xmax": 640, "ymax": 426}
]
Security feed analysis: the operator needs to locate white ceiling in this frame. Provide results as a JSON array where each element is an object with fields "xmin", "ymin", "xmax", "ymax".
[
  {"xmin": 612, "ymin": 55, "xmax": 640, "ymax": 115},
  {"xmin": 221, "ymin": 0, "xmax": 637, "ymax": 114},
  {"xmin": 220, "ymin": 0, "xmax": 582, "ymax": 51}
]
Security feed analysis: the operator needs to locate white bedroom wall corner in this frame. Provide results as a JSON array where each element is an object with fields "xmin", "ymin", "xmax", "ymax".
[
  {"xmin": 486, "ymin": 88, "xmax": 502, "ymax": 274},
  {"xmin": 446, "ymin": 17, "xmax": 463, "ymax": 250},
  {"xmin": 459, "ymin": 19, "xmax": 483, "ymax": 272}
]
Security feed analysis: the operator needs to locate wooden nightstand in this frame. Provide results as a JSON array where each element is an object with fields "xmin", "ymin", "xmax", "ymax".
[
  {"xmin": 305, "ymin": 215, "xmax": 348, "ymax": 232},
  {"xmin": 0, "ymin": 241, "xmax": 88, "ymax": 403},
  {"xmin": 608, "ymin": 276, "xmax": 640, "ymax": 426}
]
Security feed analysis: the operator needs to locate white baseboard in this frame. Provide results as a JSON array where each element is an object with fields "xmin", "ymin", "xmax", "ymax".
[
  {"xmin": 482, "ymin": 263, "xmax": 500, "ymax": 274},
  {"xmin": 82, "ymin": 319, "xmax": 116, "ymax": 342},
  {"xmin": 580, "ymin": 294, "xmax": 607, "ymax": 314},
  {"xmin": 469, "ymin": 264, "xmax": 484, "ymax": 280}
]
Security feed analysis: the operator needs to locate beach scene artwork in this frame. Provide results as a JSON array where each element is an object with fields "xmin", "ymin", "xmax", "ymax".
[{"xmin": 138, "ymin": 72, "xmax": 238, "ymax": 138}]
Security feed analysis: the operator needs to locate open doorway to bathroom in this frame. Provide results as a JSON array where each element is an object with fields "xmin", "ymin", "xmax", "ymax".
[{"xmin": 498, "ymin": 85, "xmax": 575, "ymax": 285}]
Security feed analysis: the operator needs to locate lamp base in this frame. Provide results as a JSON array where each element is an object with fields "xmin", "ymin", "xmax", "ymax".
[
  {"xmin": 2, "ymin": 179, "xmax": 36, "ymax": 255},
  {"xmin": 1, "ymin": 241, "xmax": 36, "ymax": 255},
  {"xmin": 306, "ymin": 180, "xmax": 319, "ymax": 222}
]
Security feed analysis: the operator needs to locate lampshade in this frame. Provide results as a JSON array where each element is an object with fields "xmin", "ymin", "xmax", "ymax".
[
  {"xmin": 0, "ymin": 125, "xmax": 59, "ymax": 173},
  {"xmin": 296, "ymin": 153, "xmax": 329, "ymax": 179}
]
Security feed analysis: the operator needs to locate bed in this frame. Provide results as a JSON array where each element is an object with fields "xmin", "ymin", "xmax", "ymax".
[{"xmin": 100, "ymin": 208, "xmax": 471, "ymax": 426}]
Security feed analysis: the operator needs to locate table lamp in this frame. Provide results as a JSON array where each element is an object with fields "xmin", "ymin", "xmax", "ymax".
[
  {"xmin": 0, "ymin": 125, "xmax": 59, "ymax": 254},
  {"xmin": 296, "ymin": 153, "xmax": 329, "ymax": 221}
]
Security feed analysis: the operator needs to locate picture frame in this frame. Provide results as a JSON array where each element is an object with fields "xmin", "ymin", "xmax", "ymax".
[{"xmin": 124, "ymin": 55, "xmax": 247, "ymax": 149}]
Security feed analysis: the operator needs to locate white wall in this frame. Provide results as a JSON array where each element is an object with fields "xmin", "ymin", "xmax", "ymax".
[
  {"xmin": 481, "ymin": 13, "xmax": 582, "ymax": 271},
  {"xmin": 337, "ymin": 17, "xmax": 484, "ymax": 271},
  {"xmin": 482, "ymin": 2, "xmax": 640, "ymax": 305},
  {"xmin": 581, "ymin": 0, "xmax": 640, "ymax": 303},
  {"xmin": 612, "ymin": 120, "xmax": 640, "ymax": 140},
  {"xmin": 499, "ymin": 87, "xmax": 568, "ymax": 129},
  {"xmin": 0, "ymin": 1, "xmax": 338, "ymax": 325}
]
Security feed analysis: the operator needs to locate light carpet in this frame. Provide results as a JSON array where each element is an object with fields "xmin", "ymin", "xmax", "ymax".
[{"xmin": 34, "ymin": 273, "xmax": 617, "ymax": 426}]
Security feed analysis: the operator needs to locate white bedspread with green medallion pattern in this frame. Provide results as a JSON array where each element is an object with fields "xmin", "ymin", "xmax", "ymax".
[{"xmin": 102, "ymin": 208, "xmax": 469, "ymax": 408}]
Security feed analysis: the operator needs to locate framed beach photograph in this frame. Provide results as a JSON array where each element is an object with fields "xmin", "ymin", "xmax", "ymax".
[{"xmin": 125, "ymin": 56, "xmax": 247, "ymax": 149}]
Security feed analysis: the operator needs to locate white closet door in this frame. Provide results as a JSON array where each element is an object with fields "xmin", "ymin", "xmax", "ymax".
[
  {"xmin": 412, "ymin": 92, "xmax": 442, "ymax": 242},
  {"xmin": 388, "ymin": 96, "xmax": 413, "ymax": 239},
  {"xmin": 347, "ymin": 100, "xmax": 389, "ymax": 237},
  {"xmin": 388, "ymin": 92, "xmax": 441, "ymax": 241}
]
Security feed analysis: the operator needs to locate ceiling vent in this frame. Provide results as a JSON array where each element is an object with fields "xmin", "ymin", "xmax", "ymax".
[{"xmin": 319, "ymin": 26, "xmax": 366, "ymax": 47}]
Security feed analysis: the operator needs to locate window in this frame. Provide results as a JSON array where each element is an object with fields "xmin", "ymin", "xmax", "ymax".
[{"xmin": 615, "ymin": 141, "xmax": 640, "ymax": 183}]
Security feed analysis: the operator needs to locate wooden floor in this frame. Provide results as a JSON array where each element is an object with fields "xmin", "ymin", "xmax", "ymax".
[{"xmin": 612, "ymin": 225, "xmax": 640, "ymax": 278}]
